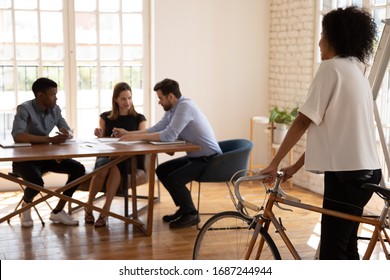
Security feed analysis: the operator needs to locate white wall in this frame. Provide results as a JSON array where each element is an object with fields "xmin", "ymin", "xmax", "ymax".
[{"xmin": 151, "ymin": 0, "xmax": 270, "ymax": 165}]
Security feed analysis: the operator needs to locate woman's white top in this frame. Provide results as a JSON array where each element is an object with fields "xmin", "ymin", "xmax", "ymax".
[{"xmin": 299, "ymin": 56, "xmax": 380, "ymax": 173}]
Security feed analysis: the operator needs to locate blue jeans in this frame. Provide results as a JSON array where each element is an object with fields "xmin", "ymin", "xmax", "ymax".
[
  {"xmin": 156, "ymin": 155, "xmax": 214, "ymax": 214},
  {"xmin": 13, "ymin": 159, "xmax": 85, "ymax": 203}
]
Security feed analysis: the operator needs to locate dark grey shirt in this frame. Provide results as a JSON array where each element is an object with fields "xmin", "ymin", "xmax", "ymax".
[{"xmin": 12, "ymin": 99, "xmax": 70, "ymax": 139}]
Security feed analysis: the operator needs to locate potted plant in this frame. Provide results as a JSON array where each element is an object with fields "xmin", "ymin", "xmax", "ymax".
[{"xmin": 269, "ymin": 106, "xmax": 298, "ymax": 144}]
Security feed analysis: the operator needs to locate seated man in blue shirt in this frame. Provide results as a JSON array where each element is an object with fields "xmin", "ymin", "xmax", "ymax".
[
  {"xmin": 115, "ymin": 78, "xmax": 222, "ymax": 228},
  {"xmin": 12, "ymin": 77, "xmax": 85, "ymax": 227}
]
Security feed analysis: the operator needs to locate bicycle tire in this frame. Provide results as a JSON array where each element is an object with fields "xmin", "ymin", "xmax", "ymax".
[{"xmin": 193, "ymin": 211, "xmax": 281, "ymax": 260}]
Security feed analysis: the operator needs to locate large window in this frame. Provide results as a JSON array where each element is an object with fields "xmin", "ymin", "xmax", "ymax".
[{"xmin": 0, "ymin": 0, "xmax": 149, "ymax": 141}]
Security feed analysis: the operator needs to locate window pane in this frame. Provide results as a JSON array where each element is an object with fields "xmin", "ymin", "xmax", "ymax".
[
  {"xmin": 0, "ymin": 66, "xmax": 15, "ymax": 110},
  {"xmin": 0, "ymin": 92, "xmax": 16, "ymax": 110},
  {"xmin": 75, "ymin": 0, "xmax": 96, "ymax": 12},
  {"xmin": 100, "ymin": 46, "xmax": 120, "ymax": 60},
  {"xmin": 124, "ymin": 65, "xmax": 143, "ymax": 106},
  {"xmin": 100, "ymin": 14, "xmax": 120, "ymax": 43},
  {"xmin": 77, "ymin": 108, "xmax": 98, "ymax": 139},
  {"xmin": 321, "ymin": 0, "xmax": 333, "ymax": 12},
  {"xmin": 337, "ymin": 0, "xmax": 347, "ymax": 8},
  {"xmin": 56, "ymin": 89, "xmax": 66, "ymax": 108},
  {"xmin": 0, "ymin": 65, "xmax": 14, "ymax": 91},
  {"xmin": 17, "ymin": 66, "xmax": 37, "ymax": 92},
  {"xmin": 41, "ymin": 12, "xmax": 63, "ymax": 43},
  {"xmin": 124, "ymin": 65, "xmax": 142, "ymax": 89},
  {"xmin": 0, "ymin": 0, "xmax": 12, "ymax": 9},
  {"xmin": 122, "ymin": 0, "xmax": 142, "ymax": 12},
  {"xmin": 132, "ymin": 88, "xmax": 143, "ymax": 107},
  {"xmin": 0, "ymin": 112, "xmax": 15, "ymax": 141},
  {"xmin": 42, "ymin": 44, "xmax": 64, "ymax": 60},
  {"xmin": 77, "ymin": 89, "xmax": 98, "ymax": 109},
  {"xmin": 100, "ymin": 88, "xmax": 112, "ymax": 110},
  {"xmin": 77, "ymin": 65, "xmax": 97, "ymax": 91},
  {"xmin": 40, "ymin": 0, "xmax": 62, "ymax": 11},
  {"xmin": 0, "ymin": 49, "xmax": 12, "ymax": 63},
  {"xmin": 76, "ymin": 45, "xmax": 97, "ymax": 60},
  {"xmin": 373, "ymin": 0, "xmax": 386, "ymax": 6},
  {"xmin": 15, "ymin": 11, "xmax": 38, "ymax": 43},
  {"xmin": 100, "ymin": 66, "xmax": 120, "ymax": 89},
  {"xmin": 75, "ymin": 13, "xmax": 97, "ymax": 43},
  {"xmin": 16, "ymin": 44, "xmax": 39, "ymax": 60},
  {"xmin": 0, "ymin": 10, "xmax": 13, "ymax": 42},
  {"xmin": 14, "ymin": 0, "xmax": 37, "ymax": 9},
  {"xmin": 352, "ymin": 0, "xmax": 363, "ymax": 7},
  {"xmin": 123, "ymin": 45, "xmax": 143, "ymax": 60},
  {"xmin": 42, "ymin": 66, "xmax": 64, "ymax": 88},
  {"xmin": 0, "ymin": 11, "xmax": 13, "ymax": 59},
  {"xmin": 99, "ymin": 0, "xmax": 119, "ymax": 12},
  {"xmin": 373, "ymin": 8, "xmax": 386, "ymax": 37},
  {"xmin": 123, "ymin": 14, "xmax": 143, "ymax": 44}
]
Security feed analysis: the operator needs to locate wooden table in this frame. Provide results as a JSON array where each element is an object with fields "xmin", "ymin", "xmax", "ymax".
[{"xmin": 0, "ymin": 140, "xmax": 200, "ymax": 236}]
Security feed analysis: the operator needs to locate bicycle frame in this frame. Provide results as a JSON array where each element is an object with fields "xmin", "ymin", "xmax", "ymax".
[{"xmin": 235, "ymin": 173, "xmax": 390, "ymax": 260}]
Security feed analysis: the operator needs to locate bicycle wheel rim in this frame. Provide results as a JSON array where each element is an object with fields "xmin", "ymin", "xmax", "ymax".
[{"xmin": 193, "ymin": 211, "xmax": 280, "ymax": 260}]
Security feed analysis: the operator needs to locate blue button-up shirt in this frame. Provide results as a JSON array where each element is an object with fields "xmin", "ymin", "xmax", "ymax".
[{"xmin": 147, "ymin": 97, "xmax": 222, "ymax": 158}]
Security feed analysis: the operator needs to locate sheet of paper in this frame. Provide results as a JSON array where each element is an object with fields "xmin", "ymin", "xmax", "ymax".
[
  {"xmin": 115, "ymin": 140, "xmax": 145, "ymax": 145},
  {"xmin": 149, "ymin": 140, "xmax": 186, "ymax": 145},
  {"xmin": 97, "ymin": 138, "xmax": 120, "ymax": 143},
  {"xmin": 0, "ymin": 141, "xmax": 32, "ymax": 148},
  {"xmin": 79, "ymin": 143, "xmax": 115, "ymax": 150}
]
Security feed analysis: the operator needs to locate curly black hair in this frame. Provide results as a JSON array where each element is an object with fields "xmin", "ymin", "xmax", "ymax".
[{"xmin": 322, "ymin": 6, "xmax": 377, "ymax": 63}]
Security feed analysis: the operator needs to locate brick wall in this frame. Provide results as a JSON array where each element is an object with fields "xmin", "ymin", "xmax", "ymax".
[{"xmin": 269, "ymin": 0, "xmax": 324, "ymax": 194}]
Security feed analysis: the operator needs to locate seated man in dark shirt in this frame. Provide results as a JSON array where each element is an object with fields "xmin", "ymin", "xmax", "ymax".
[{"xmin": 12, "ymin": 77, "xmax": 85, "ymax": 227}]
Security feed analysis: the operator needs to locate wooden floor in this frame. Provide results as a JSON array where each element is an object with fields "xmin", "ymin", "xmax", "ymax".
[{"xmin": 0, "ymin": 180, "xmax": 386, "ymax": 260}]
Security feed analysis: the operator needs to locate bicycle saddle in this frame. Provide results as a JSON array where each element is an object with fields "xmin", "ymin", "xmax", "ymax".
[{"xmin": 362, "ymin": 183, "xmax": 390, "ymax": 200}]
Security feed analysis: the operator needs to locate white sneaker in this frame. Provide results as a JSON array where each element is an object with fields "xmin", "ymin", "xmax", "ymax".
[
  {"xmin": 20, "ymin": 201, "xmax": 33, "ymax": 228},
  {"xmin": 50, "ymin": 210, "xmax": 79, "ymax": 226}
]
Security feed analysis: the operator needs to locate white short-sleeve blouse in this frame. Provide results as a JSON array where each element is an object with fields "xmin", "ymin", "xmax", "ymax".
[{"xmin": 299, "ymin": 56, "xmax": 380, "ymax": 173}]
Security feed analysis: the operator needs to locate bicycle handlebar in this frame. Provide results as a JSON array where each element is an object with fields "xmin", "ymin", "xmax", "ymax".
[{"xmin": 233, "ymin": 171, "xmax": 300, "ymax": 212}]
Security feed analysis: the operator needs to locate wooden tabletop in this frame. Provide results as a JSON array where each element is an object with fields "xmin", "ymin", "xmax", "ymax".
[{"xmin": 0, "ymin": 140, "xmax": 201, "ymax": 162}]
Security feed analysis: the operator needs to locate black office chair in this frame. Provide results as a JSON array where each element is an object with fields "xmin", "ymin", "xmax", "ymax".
[{"xmin": 192, "ymin": 139, "xmax": 253, "ymax": 228}]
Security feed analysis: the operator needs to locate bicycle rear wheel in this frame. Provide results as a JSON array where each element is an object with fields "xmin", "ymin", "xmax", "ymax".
[{"xmin": 193, "ymin": 211, "xmax": 281, "ymax": 260}]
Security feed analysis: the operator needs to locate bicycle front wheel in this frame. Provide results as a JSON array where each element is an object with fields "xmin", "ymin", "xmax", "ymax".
[{"xmin": 193, "ymin": 211, "xmax": 281, "ymax": 260}]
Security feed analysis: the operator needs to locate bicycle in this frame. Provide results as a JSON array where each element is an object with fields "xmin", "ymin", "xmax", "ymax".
[{"xmin": 193, "ymin": 171, "xmax": 390, "ymax": 260}]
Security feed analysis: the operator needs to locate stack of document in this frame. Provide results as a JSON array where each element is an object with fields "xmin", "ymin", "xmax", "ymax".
[{"xmin": 0, "ymin": 141, "xmax": 32, "ymax": 148}]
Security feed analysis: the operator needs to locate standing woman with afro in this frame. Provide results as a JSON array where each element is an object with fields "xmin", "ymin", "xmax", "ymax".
[{"xmin": 260, "ymin": 6, "xmax": 381, "ymax": 259}]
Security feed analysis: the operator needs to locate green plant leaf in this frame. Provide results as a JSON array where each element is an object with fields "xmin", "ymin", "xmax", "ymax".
[{"xmin": 269, "ymin": 106, "xmax": 299, "ymax": 125}]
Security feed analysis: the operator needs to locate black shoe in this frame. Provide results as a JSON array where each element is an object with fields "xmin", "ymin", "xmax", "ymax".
[
  {"xmin": 169, "ymin": 213, "xmax": 199, "ymax": 228},
  {"xmin": 162, "ymin": 210, "xmax": 184, "ymax": 223}
]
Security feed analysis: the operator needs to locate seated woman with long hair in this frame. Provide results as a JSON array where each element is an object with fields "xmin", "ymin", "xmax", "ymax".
[{"xmin": 84, "ymin": 82, "xmax": 146, "ymax": 227}]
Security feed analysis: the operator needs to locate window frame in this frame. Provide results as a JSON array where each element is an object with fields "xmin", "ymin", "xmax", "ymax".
[{"xmin": 0, "ymin": 0, "xmax": 150, "ymax": 141}]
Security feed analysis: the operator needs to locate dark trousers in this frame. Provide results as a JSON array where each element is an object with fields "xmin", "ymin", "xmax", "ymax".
[
  {"xmin": 320, "ymin": 169, "xmax": 381, "ymax": 259},
  {"xmin": 156, "ymin": 155, "xmax": 213, "ymax": 214},
  {"xmin": 13, "ymin": 159, "xmax": 85, "ymax": 203}
]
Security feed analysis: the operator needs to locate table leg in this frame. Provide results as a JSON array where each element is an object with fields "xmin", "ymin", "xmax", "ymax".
[
  {"xmin": 145, "ymin": 153, "xmax": 157, "ymax": 236},
  {"xmin": 0, "ymin": 156, "xmax": 144, "ymax": 227}
]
